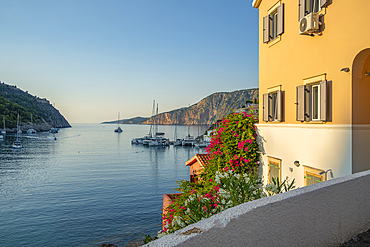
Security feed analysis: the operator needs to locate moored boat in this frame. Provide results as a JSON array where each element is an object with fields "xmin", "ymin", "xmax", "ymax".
[{"xmin": 114, "ymin": 113, "xmax": 123, "ymax": 133}]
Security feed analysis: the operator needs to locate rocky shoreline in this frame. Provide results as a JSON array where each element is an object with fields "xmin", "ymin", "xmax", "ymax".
[{"xmin": 2, "ymin": 120, "xmax": 71, "ymax": 133}]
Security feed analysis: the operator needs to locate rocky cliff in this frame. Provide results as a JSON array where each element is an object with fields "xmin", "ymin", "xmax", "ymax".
[
  {"xmin": 141, "ymin": 88, "xmax": 258, "ymax": 126},
  {"xmin": 0, "ymin": 82, "xmax": 71, "ymax": 132}
]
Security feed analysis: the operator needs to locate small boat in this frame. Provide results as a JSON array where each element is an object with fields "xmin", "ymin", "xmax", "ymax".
[
  {"xmin": 49, "ymin": 128, "xmax": 58, "ymax": 133},
  {"xmin": 13, "ymin": 114, "xmax": 22, "ymax": 149},
  {"xmin": 0, "ymin": 134, "xmax": 3, "ymax": 140},
  {"xmin": 194, "ymin": 141, "xmax": 208, "ymax": 148},
  {"xmin": 27, "ymin": 129, "xmax": 37, "ymax": 134},
  {"xmin": 114, "ymin": 113, "xmax": 123, "ymax": 133},
  {"xmin": 114, "ymin": 126, "xmax": 123, "ymax": 133},
  {"xmin": 12, "ymin": 140, "xmax": 22, "ymax": 149},
  {"xmin": 182, "ymin": 112, "xmax": 195, "ymax": 146},
  {"xmin": 27, "ymin": 114, "xmax": 37, "ymax": 134},
  {"xmin": 174, "ymin": 139, "xmax": 182, "ymax": 146}
]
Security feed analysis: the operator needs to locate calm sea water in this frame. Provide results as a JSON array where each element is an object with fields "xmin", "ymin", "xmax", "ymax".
[{"xmin": 0, "ymin": 123, "xmax": 207, "ymax": 247}]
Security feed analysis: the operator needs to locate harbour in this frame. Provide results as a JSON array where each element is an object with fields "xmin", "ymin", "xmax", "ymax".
[{"xmin": 0, "ymin": 123, "xmax": 206, "ymax": 247}]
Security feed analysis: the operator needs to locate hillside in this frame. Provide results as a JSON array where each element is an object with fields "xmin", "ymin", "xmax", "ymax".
[
  {"xmin": 101, "ymin": 116, "xmax": 149, "ymax": 124},
  {"xmin": 102, "ymin": 89, "xmax": 258, "ymax": 126},
  {"xmin": 0, "ymin": 82, "xmax": 71, "ymax": 132},
  {"xmin": 143, "ymin": 89, "xmax": 259, "ymax": 125}
]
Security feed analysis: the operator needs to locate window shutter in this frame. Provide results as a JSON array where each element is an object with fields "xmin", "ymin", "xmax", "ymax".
[
  {"xmin": 320, "ymin": 0, "xmax": 330, "ymax": 8},
  {"xmin": 263, "ymin": 15, "xmax": 270, "ymax": 43},
  {"xmin": 320, "ymin": 80, "xmax": 327, "ymax": 121},
  {"xmin": 276, "ymin": 91, "xmax": 282, "ymax": 122},
  {"xmin": 299, "ymin": 0, "xmax": 305, "ymax": 20},
  {"xmin": 277, "ymin": 4, "xmax": 284, "ymax": 36},
  {"xmin": 263, "ymin": 93, "xmax": 269, "ymax": 122},
  {"xmin": 296, "ymin": 85, "xmax": 305, "ymax": 121}
]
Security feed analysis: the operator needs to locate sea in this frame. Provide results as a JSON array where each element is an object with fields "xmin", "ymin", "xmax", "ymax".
[{"xmin": 0, "ymin": 123, "xmax": 208, "ymax": 247}]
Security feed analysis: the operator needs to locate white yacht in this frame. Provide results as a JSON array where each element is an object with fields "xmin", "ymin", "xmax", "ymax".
[
  {"xmin": 182, "ymin": 134, "xmax": 196, "ymax": 146},
  {"xmin": 27, "ymin": 113, "xmax": 37, "ymax": 134}
]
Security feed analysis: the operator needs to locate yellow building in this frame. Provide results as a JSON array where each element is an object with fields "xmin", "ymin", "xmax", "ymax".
[{"xmin": 253, "ymin": 0, "xmax": 370, "ymax": 187}]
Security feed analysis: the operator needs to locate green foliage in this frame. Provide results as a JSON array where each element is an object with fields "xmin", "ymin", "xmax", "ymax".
[
  {"xmin": 266, "ymin": 177, "xmax": 296, "ymax": 196},
  {"xmin": 0, "ymin": 96, "xmax": 42, "ymax": 129},
  {"xmin": 143, "ymin": 235, "xmax": 155, "ymax": 244}
]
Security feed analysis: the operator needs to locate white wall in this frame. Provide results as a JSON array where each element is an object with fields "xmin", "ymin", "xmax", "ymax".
[
  {"xmin": 256, "ymin": 124, "xmax": 352, "ymax": 187},
  {"xmin": 352, "ymin": 124, "xmax": 370, "ymax": 173},
  {"xmin": 145, "ymin": 170, "xmax": 370, "ymax": 247}
]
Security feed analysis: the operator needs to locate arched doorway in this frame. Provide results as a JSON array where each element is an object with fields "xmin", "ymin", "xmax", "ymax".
[{"xmin": 352, "ymin": 48, "xmax": 370, "ymax": 173}]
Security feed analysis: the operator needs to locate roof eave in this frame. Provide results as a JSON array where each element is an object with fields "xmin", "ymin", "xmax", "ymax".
[{"xmin": 252, "ymin": 0, "xmax": 262, "ymax": 8}]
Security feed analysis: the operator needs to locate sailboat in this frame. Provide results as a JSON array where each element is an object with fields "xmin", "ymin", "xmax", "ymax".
[
  {"xmin": 143, "ymin": 100, "xmax": 156, "ymax": 145},
  {"xmin": 173, "ymin": 115, "xmax": 182, "ymax": 146},
  {"xmin": 182, "ymin": 111, "xmax": 195, "ymax": 146},
  {"xmin": 0, "ymin": 116, "xmax": 5, "ymax": 139},
  {"xmin": 17, "ymin": 116, "xmax": 22, "ymax": 134},
  {"xmin": 1, "ymin": 116, "xmax": 5, "ymax": 134},
  {"xmin": 149, "ymin": 103, "xmax": 169, "ymax": 146},
  {"xmin": 13, "ymin": 114, "xmax": 22, "ymax": 149},
  {"xmin": 114, "ymin": 113, "xmax": 123, "ymax": 133},
  {"xmin": 27, "ymin": 113, "xmax": 37, "ymax": 134}
]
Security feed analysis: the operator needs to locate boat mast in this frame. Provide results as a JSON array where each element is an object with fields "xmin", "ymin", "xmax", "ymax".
[
  {"xmin": 16, "ymin": 114, "xmax": 19, "ymax": 141},
  {"xmin": 155, "ymin": 103, "xmax": 158, "ymax": 136},
  {"xmin": 148, "ymin": 100, "xmax": 155, "ymax": 137},
  {"xmin": 174, "ymin": 114, "xmax": 178, "ymax": 141},
  {"xmin": 187, "ymin": 105, "xmax": 190, "ymax": 138},
  {"xmin": 117, "ymin": 112, "xmax": 120, "ymax": 128}
]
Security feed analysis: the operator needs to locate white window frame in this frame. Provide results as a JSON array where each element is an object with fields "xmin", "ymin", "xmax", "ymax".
[
  {"xmin": 311, "ymin": 84, "xmax": 320, "ymax": 121},
  {"xmin": 296, "ymin": 77, "xmax": 327, "ymax": 122},
  {"xmin": 305, "ymin": 0, "xmax": 321, "ymax": 15},
  {"xmin": 269, "ymin": 10, "xmax": 278, "ymax": 41}
]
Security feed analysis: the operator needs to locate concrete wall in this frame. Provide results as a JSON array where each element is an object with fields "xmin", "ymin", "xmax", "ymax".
[
  {"xmin": 146, "ymin": 170, "xmax": 370, "ymax": 247},
  {"xmin": 257, "ymin": 123, "xmax": 352, "ymax": 187}
]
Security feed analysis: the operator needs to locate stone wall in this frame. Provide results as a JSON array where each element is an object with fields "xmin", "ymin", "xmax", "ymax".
[{"xmin": 146, "ymin": 170, "xmax": 370, "ymax": 247}]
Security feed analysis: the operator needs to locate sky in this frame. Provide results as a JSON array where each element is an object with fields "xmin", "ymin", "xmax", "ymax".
[{"xmin": 0, "ymin": 0, "xmax": 259, "ymax": 123}]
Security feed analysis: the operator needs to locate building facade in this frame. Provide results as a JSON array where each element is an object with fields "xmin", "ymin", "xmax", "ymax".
[{"xmin": 253, "ymin": 0, "xmax": 370, "ymax": 187}]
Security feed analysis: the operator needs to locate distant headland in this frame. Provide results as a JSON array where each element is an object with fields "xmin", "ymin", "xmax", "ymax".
[
  {"xmin": 101, "ymin": 88, "xmax": 259, "ymax": 126},
  {"xmin": 0, "ymin": 81, "xmax": 71, "ymax": 132}
]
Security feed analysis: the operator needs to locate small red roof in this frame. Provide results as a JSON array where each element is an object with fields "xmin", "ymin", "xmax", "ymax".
[{"xmin": 185, "ymin": 154, "xmax": 210, "ymax": 167}]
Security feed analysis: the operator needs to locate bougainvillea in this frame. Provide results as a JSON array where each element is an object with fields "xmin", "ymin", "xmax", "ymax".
[
  {"xmin": 158, "ymin": 111, "xmax": 295, "ymax": 238},
  {"xmin": 201, "ymin": 111, "xmax": 260, "ymax": 181}
]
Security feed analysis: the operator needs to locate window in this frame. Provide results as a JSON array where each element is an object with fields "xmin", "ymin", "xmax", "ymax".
[
  {"xmin": 296, "ymin": 81, "xmax": 327, "ymax": 122},
  {"xmin": 269, "ymin": 11, "xmax": 278, "ymax": 41},
  {"xmin": 263, "ymin": 3, "xmax": 284, "ymax": 43},
  {"xmin": 263, "ymin": 90, "xmax": 283, "ymax": 122},
  {"xmin": 268, "ymin": 157, "xmax": 281, "ymax": 184},
  {"xmin": 299, "ymin": 0, "xmax": 330, "ymax": 20},
  {"xmin": 304, "ymin": 166, "xmax": 326, "ymax": 186},
  {"xmin": 312, "ymin": 84, "xmax": 320, "ymax": 120}
]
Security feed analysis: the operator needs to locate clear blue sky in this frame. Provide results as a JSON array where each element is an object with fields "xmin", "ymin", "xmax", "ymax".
[{"xmin": 0, "ymin": 0, "xmax": 259, "ymax": 123}]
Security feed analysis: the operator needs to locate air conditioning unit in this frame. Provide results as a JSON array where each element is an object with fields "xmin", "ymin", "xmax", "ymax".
[{"xmin": 299, "ymin": 12, "xmax": 320, "ymax": 35}]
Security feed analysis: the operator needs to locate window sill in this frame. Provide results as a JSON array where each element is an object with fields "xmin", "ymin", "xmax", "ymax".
[
  {"xmin": 268, "ymin": 35, "xmax": 281, "ymax": 47},
  {"xmin": 302, "ymin": 121, "xmax": 326, "ymax": 124}
]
